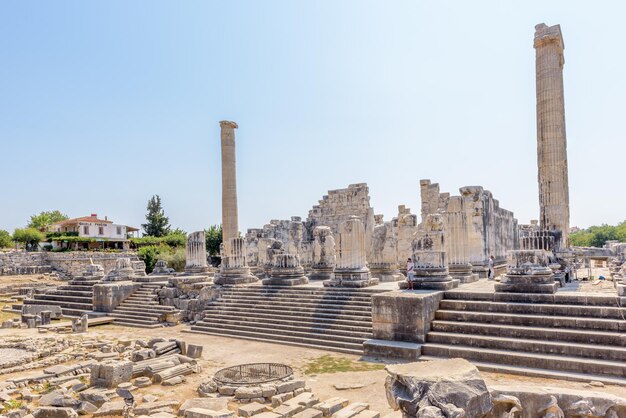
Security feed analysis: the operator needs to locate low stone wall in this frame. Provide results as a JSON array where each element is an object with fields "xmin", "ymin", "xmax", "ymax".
[
  {"xmin": 0, "ymin": 252, "xmax": 47, "ymax": 276},
  {"xmin": 0, "ymin": 251, "xmax": 140, "ymax": 278}
]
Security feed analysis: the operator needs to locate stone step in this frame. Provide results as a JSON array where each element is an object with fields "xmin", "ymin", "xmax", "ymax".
[
  {"xmin": 421, "ymin": 343, "xmax": 626, "ymax": 378},
  {"xmin": 24, "ymin": 299, "xmax": 93, "ymax": 310},
  {"xmin": 430, "ymin": 320, "xmax": 625, "ymax": 347},
  {"xmin": 38, "ymin": 290, "xmax": 93, "ymax": 297},
  {"xmin": 199, "ymin": 315, "xmax": 373, "ymax": 338},
  {"xmin": 220, "ymin": 294, "xmax": 372, "ymax": 307},
  {"xmin": 201, "ymin": 312, "xmax": 372, "ymax": 332},
  {"xmin": 204, "ymin": 308, "xmax": 372, "ymax": 325},
  {"xmin": 443, "ymin": 291, "xmax": 623, "ymax": 307},
  {"xmin": 115, "ymin": 305, "xmax": 176, "ymax": 314},
  {"xmin": 435, "ymin": 310, "xmax": 626, "ymax": 332},
  {"xmin": 418, "ymin": 355, "xmax": 626, "ymax": 386},
  {"xmin": 124, "ymin": 298, "xmax": 158, "ymax": 304},
  {"xmin": 232, "ymin": 284, "xmax": 383, "ymax": 293},
  {"xmin": 220, "ymin": 290, "xmax": 374, "ymax": 302},
  {"xmin": 192, "ymin": 321, "xmax": 369, "ymax": 345},
  {"xmin": 186, "ymin": 326, "xmax": 364, "ymax": 354},
  {"xmin": 426, "ymin": 332, "xmax": 626, "ymax": 362},
  {"xmin": 33, "ymin": 294, "xmax": 93, "ymax": 304},
  {"xmin": 219, "ymin": 297, "xmax": 372, "ymax": 312},
  {"xmin": 110, "ymin": 312, "xmax": 163, "ymax": 321},
  {"xmin": 439, "ymin": 299, "xmax": 626, "ymax": 319},
  {"xmin": 208, "ymin": 302, "xmax": 372, "ymax": 316}
]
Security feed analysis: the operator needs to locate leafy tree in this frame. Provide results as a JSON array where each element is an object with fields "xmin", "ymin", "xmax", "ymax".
[
  {"xmin": 0, "ymin": 230, "xmax": 12, "ymax": 248},
  {"xmin": 569, "ymin": 221, "xmax": 626, "ymax": 247},
  {"xmin": 205, "ymin": 225, "xmax": 222, "ymax": 256},
  {"xmin": 12, "ymin": 228, "xmax": 45, "ymax": 250},
  {"xmin": 142, "ymin": 195, "xmax": 170, "ymax": 237},
  {"xmin": 27, "ymin": 210, "xmax": 68, "ymax": 230}
]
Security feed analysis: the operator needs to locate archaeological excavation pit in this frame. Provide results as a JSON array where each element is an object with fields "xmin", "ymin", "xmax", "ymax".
[{"xmin": 213, "ymin": 363, "xmax": 293, "ymax": 386}]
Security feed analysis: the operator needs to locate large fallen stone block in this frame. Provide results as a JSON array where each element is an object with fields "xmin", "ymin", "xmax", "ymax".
[
  {"xmin": 22, "ymin": 305, "xmax": 63, "ymax": 319},
  {"xmin": 184, "ymin": 408, "xmax": 234, "ymax": 418},
  {"xmin": 331, "ymin": 403, "xmax": 369, "ymax": 418},
  {"xmin": 489, "ymin": 385, "xmax": 626, "ymax": 418},
  {"xmin": 90, "ymin": 360, "xmax": 133, "ymax": 389},
  {"xmin": 179, "ymin": 398, "xmax": 228, "ymax": 416},
  {"xmin": 314, "ymin": 398, "xmax": 349, "ymax": 417},
  {"xmin": 32, "ymin": 407, "xmax": 78, "ymax": 418},
  {"xmin": 385, "ymin": 359, "xmax": 492, "ymax": 418}
]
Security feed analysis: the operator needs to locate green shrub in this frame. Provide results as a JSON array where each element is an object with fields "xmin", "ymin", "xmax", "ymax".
[
  {"xmin": 137, "ymin": 245, "xmax": 160, "ymax": 274},
  {"xmin": 159, "ymin": 247, "xmax": 186, "ymax": 272}
]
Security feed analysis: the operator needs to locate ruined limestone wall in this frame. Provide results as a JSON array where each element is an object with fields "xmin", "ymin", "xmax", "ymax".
[
  {"xmin": 419, "ymin": 180, "xmax": 518, "ymax": 274},
  {"xmin": 0, "ymin": 251, "xmax": 140, "ymax": 278}
]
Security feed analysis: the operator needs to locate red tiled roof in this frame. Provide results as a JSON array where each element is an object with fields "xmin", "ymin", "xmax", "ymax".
[{"xmin": 55, "ymin": 216, "xmax": 113, "ymax": 226}]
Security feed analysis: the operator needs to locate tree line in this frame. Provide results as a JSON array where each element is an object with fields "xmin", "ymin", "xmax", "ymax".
[{"xmin": 570, "ymin": 221, "xmax": 626, "ymax": 248}]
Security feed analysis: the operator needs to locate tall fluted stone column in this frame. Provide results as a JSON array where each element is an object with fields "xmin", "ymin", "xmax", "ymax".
[
  {"xmin": 535, "ymin": 23, "xmax": 570, "ymax": 249},
  {"xmin": 324, "ymin": 216, "xmax": 379, "ymax": 288},
  {"xmin": 220, "ymin": 120, "xmax": 239, "ymax": 255},
  {"xmin": 215, "ymin": 120, "xmax": 258, "ymax": 285}
]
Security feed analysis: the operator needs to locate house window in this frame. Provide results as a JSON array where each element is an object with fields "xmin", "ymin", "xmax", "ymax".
[
  {"xmin": 83, "ymin": 226, "xmax": 89, "ymax": 235},
  {"xmin": 116, "ymin": 226, "xmax": 122, "ymax": 235},
  {"xmin": 98, "ymin": 227, "xmax": 104, "ymax": 235}
]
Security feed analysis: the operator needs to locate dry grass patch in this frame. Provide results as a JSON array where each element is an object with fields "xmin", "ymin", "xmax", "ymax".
[{"xmin": 303, "ymin": 355, "xmax": 385, "ymax": 375}]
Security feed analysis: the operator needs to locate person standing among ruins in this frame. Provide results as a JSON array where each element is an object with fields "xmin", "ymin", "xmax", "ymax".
[
  {"xmin": 488, "ymin": 255, "xmax": 495, "ymax": 280},
  {"xmin": 406, "ymin": 258, "xmax": 415, "ymax": 289}
]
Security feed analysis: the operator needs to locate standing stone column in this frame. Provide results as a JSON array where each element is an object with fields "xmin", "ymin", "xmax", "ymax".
[
  {"xmin": 403, "ymin": 214, "xmax": 458, "ymax": 291},
  {"xmin": 324, "ymin": 216, "xmax": 379, "ymax": 288},
  {"xmin": 535, "ymin": 23, "xmax": 570, "ymax": 249},
  {"xmin": 310, "ymin": 226, "xmax": 336, "ymax": 281},
  {"xmin": 220, "ymin": 120, "xmax": 240, "ymax": 255},
  {"xmin": 185, "ymin": 231, "xmax": 210, "ymax": 275},
  {"xmin": 446, "ymin": 197, "xmax": 477, "ymax": 283},
  {"xmin": 215, "ymin": 121, "xmax": 258, "ymax": 285},
  {"xmin": 369, "ymin": 221, "xmax": 404, "ymax": 282}
]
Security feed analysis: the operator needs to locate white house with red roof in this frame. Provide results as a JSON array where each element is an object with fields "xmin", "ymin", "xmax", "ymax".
[{"xmin": 49, "ymin": 214, "xmax": 139, "ymax": 250}]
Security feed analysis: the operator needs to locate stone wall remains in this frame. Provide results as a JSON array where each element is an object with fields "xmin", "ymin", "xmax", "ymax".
[{"xmin": 0, "ymin": 251, "xmax": 140, "ymax": 278}]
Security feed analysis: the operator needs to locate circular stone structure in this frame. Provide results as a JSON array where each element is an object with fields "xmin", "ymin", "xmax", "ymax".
[{"xmin": 213, "ymin": 363, "xmax": 293, "ymax": 386}]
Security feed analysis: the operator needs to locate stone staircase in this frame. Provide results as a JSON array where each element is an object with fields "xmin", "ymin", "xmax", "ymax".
[
  {"xmin": 22, "ymin": 277, "xmax": 101, "ymax": 317},
  {"xmin": 421, "ymin": 290, "xmax": 626, "ymax": 381},
  {"xmin": 110, "ymin": 282, "xmax": 178, "ymax": 328},
  {"xmin": 189, "ymin": 285, "xmax": 383, "ymax": 355}
]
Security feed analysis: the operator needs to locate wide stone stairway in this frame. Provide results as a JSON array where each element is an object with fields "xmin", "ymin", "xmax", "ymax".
[
  {"xmin": 22, "ymin": 276, "xmax": 101, "ymax": 317},
  {"xmin": 110, "ymin": 282, "xmax": 178, "ymax": 328},
  {"xmin": 189, "ymin": 285, "xmax": 383, "ymax": 355},
  {"xmin": 421, "ymin": 290, "xmax": 626, "ymax": 381}
]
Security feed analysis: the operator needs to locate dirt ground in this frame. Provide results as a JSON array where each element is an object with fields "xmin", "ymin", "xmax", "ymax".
[{"xmin": 1, "ymin": 324, "xmax": 624, "ymax": 415}]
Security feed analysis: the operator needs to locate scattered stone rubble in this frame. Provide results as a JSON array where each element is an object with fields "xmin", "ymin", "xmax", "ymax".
[{"xmin": 0, "ymin": 336, "xmax": 205, "ymax": 418}]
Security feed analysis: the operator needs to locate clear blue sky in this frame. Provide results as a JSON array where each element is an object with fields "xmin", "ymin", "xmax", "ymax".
[{"xmin": 1, "ymin": 1, "xmax": 624, "ymax": 234}]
